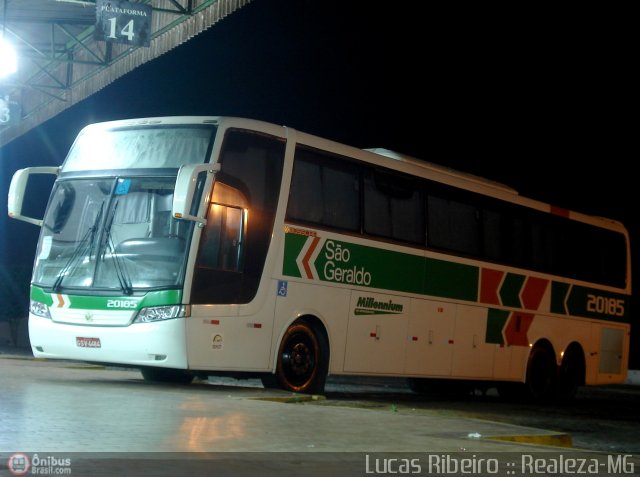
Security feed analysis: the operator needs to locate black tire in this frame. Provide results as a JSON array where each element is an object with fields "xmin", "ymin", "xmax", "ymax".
[
  {"xmin": 525, "ymin": 345, "xmax": 557, "ymax": 402},
  {"xmin": 557, "ymin": 347, "xmax": 585, "ymax": 402},
  {"xmin": 140, "ymin": 367, "xmax": 194, "ymax": 384},
  {"xmin": 260, "ymin": 373, "xmax": 279, "ymax": 389},
  {"xmin": 275, "ymin": 321, "xmax": 328, "ymax": 394}
]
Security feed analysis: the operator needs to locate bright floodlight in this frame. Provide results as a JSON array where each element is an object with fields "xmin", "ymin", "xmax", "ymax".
[{"xmin": 0, "ymin": 38, "xmax": 17, "ymax": 78}]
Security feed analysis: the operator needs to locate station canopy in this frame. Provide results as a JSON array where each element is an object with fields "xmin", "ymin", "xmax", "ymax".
[{"xmin": 0, "ymin": 0, "xmax": 251, "ymax": 148}]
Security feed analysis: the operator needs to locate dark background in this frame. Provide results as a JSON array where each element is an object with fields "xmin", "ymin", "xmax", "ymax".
[{"xmin": 0, "ymin": 0, "xmax": 636, "ymax": 365}]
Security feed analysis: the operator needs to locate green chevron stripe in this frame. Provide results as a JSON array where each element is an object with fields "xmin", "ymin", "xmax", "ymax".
[
  {"xmin": 282, "ymin": 233, "xmax": 307, "ymax": 278},
  {"xmin": 280, "ymin": 231, "xmax": 630, "ymax": 323},
  {"xmin": 30, "ymin": 286, "xmax": 182, "ymax": 311},
  {"xmin": 283, "ymin": 233, "xmax": 478, "ymax": 301},
  {"xmin": 550, "ymin": 281, "xmax": 570, "ymax": 315},
  {"xmin": 486, "ymin": 308, "xmax": 510, "ymax": 345},
  {"xmin": 499, "ymin": 273, "xmax": 525, "ymax": 308}
]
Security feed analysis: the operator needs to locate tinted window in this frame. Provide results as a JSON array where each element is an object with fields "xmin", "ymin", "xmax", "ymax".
[
  {"xmin": 287, "ymin": 146, "xmax": 360, "ymax": 232},
  {"xmin": 192, "ymin": 130, "xmax": 285, "ymax": 304},
  {"xmin": 363, "ymin": 170, "xmax": 424, "ymax": 244},
  {"xmin": 286, "ymin": 146, "xmax": 627, "ymax": 289},
  {"xmin": 427, "ymin": 194, "xmax": 480, "ymax": 255}
]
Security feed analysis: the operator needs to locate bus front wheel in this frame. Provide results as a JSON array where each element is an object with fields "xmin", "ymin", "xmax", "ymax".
[{"xmin": 273, "ymin": 320, "xmax": 328, "ymax": 394}]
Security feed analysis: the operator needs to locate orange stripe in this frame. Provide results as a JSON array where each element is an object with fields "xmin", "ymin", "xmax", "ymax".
[
  {"xmin": 521, "ymin": 277, "xmax": 548, "ymax": 310},
  {"xmin": 504, "ymin": 312, "xmax": 534, "ymax": 347},
  {"xmin": 302, "ymin": 237, "xmax": 320, "ymax": 279},
  {"xmin": 480, "ymin": 268, "xmax": 503, "ymax": 305},
  {"xmin": 56, "ymin": 294, "xmax": 64, "ymax": 308}
]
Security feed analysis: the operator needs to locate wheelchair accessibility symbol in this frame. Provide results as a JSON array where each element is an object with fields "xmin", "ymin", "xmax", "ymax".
[{"xmin": 277, "ymin": 280, "xmax": 288, "ymax": 297}]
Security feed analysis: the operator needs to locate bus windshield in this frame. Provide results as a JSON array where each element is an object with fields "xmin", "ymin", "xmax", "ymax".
[
  {"xmin": 33, "ymin": 176, "xmax": 195, "ymax": 293},
  {"xmin": 62, "ymin": 125, "xmax": 215, "ymax": 172}
]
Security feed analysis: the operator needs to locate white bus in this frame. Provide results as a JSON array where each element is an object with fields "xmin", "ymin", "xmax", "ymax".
[{"xmin": 8, "ymin": 116, "xmax": 631, "ymax": 400}]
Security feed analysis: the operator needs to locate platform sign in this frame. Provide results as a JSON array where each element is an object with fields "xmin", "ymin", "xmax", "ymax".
[
  {"xmin": 95, "ymin": 0, "xmax": 152, "ymax": 47},
  {"xmin": 0, "ymin": 97, "xmax": 20, "ymax": 126}
]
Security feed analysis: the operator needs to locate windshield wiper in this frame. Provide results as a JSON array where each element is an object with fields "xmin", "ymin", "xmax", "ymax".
[
  {"xmin": 102, "ymin": 200, "xmax": 133, "ymax": 296},
  {"xmin": 52, "ymin": 202, "xmax": 104, "ymax": 292}
]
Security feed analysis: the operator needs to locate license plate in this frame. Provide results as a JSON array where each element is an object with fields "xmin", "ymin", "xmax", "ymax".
[{"xmin": 76, "ymin": 337, "xmax": 101, "ymax": 348}]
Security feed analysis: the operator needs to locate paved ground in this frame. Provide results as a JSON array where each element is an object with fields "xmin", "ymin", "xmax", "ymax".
[
  {"xmin": 1, "ymin": 347, "xmax": 639, "ymax": 476},
  {"xmin": 0, "ymin": 354, "xmax": 560, "ymax": 453}
]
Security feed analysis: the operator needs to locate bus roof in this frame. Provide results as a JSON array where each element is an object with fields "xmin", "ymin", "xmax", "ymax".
[{"xmin": 73, "ymin": 116, "xmax": 627, "ymax": 235}]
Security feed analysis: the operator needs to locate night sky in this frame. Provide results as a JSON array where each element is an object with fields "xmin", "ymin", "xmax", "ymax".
[{"xmin": 0, "ymin": 1, "xmax": 636, "ymax": 361}]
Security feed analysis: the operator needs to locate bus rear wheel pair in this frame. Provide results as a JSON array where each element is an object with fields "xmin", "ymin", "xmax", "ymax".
[
  {"xmin": 262, "ymin": 319, "xmax": 329, "ymax": 395},
  {"xmin": 499, "ymin": 342, "xmax": 585, "ymax": 403}
]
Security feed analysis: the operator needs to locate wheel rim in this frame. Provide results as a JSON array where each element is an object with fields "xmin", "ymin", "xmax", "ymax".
[{"xmin": 281, "ymin": 330, "xmax": 317, "ymax": 388}]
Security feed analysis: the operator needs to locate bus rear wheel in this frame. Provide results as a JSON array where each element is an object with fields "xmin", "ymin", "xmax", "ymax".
[
  {"xmin": 557, "ymin": 346, "xmax": 585, "ymax": 402},
  {"xmin": 140, "ymin": 367, "xmax": 194, "ymax": 384},
  {"xmin": 525, "ymin": 344, "xmax": 557, "ymax": 402},
  {"xmin": 273, "ymin": 320, "xmax": 328, "ymax": 394}
]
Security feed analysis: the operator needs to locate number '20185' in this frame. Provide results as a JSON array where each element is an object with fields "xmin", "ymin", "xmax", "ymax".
[{"xmin": 586, "ymin": 294, "xmax": 624, "ymax": 317}]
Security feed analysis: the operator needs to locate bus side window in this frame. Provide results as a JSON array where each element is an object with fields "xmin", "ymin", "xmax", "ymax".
[
  {"xmin": 287, "ymin": 146, "xmax": 360, "ymax": 232},
  {"xmin": 481, "ymin": 208, "xmax": 502, "ymax": 261},
  {"xmin": 427, "ymin": 195, "xmax": 480, "ymax": 256},
  {"xmin": 287, "ymin": 160, "xmax": 322, "ymax": 223},
  {"xmin": 192, "ymin": 129, "xmax": 285, "ymax": 305},
  {"xmin": 363, "ymin": 169, "xmax": 424, "ymax": 244},
  {"xmin": 199, "ymin": 204, "xmax": 244, "ymax": 272}
]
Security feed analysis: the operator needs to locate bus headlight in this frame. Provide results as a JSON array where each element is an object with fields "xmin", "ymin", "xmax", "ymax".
[
  {"xmin": 30, "ymin": 300, "xmax": 51, "ymax": 319},
  {"xmin": 134, "ymin": 305, "xmax": 190, "ymax": 323}
]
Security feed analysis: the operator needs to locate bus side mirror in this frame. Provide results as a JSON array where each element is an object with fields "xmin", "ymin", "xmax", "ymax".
[
  {"xmin": 172, "ymin": 163, "xmax": 220, "ymax": 224},
  {"xmin": 8, "ymin": 166, "xmax": 59, "ymax": 227}
]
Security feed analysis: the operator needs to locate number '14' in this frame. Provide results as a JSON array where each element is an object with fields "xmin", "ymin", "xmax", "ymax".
[{"xmin": 106, "ymin": 18, "xmax": 135, "ymax": 41}]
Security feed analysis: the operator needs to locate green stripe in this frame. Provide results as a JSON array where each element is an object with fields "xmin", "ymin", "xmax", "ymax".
[
  {"xmin": 283, "ymin": 234, "xmax": 478, "ymax": 302},
  {"xmin": 550, "ymin": 281, "xmax": 570, "ymax": 314},
  {"xmin": 424, "ymin": 257, "xmax": 477, "ymax": 301},
  {"xmin": 486, "ymin": 308, "xmax": 510, "ymax": 345},
  {"xmin": 282, "ymin": 233, "xmax": 306, "ymax": 278},
  {"xmin": 30, "ymin": 286, "xmax": 54, "ymax": 306},
  {"xmin": 551, "ymin": 282, "xmax": 631, "ymax": 322},
  {"xmin": 282, "ymin": 232, "xmax": 631, "ymax": 323},
  {"xmin": 500, "ymin": 273, "xmax": 525, "ymax": 308},
  {"xmin": 30, "ymin": 286, "xmax": 182, "ymax": 311},
  {"xmin": 565, "ymin": 285, "xmax": 631, "ymax": 322}
]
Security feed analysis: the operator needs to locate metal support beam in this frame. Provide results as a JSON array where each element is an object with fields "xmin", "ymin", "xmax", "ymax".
[
  {"xmin": 5, "ymin": 26, "xmax": 48, "ymax": 58},
  {"xmin": 165, "ymin": 0, "xmax": 189, "ymax": 14},
  {"xmin": 19, "ymin": 53, "xmax": 105, "ymax": 66},
  {"xmin": 56, "ymin": 23, "xmax": 105, "ymax": 65},
  {"xmin": 28, "ymin": 57, "xmax": 66, "ymax": 89},
  {"xmin": 1, "ymin": 0, "xmax": 253, "ymax": 146},
  {"xmin": 0, "ymin": 80, "xmax": 67, "ymax": 100},
  {"xmin": 30, "ymin": 85, "xmax": 67, "ymax": 102}
]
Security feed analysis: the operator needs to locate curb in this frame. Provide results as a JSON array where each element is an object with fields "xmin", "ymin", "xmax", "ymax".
[{"xmin": 259, "ymin": 394, "xmax": 574, "ymax": 450}]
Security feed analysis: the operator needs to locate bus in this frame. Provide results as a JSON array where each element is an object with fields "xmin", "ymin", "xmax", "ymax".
[{"xmin": 8, "ymin": 116, "xmax": 631, "ymax": 400}]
